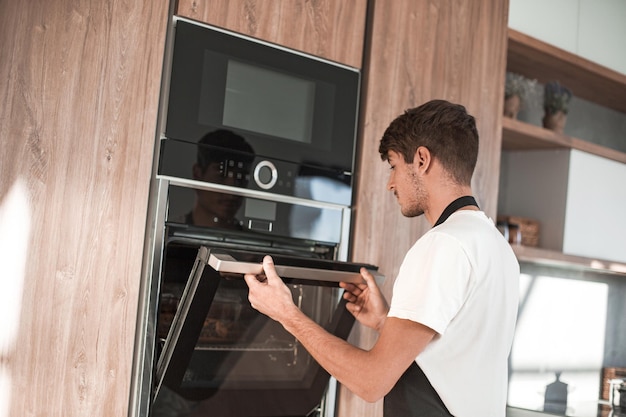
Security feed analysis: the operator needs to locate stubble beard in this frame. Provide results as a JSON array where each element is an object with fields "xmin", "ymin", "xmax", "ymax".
[{"xmin": 400, "ymin": 170, "xmax": 428, "ymax": 218}]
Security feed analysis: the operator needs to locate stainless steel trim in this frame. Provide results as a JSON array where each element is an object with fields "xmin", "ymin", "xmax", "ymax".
[
  {"xmin": 158, "ymin": 174, "xmax": 350, "ymax": 211},
  {"xmin": 337, "ymin": 207, "xmax": 351, "ymax": 262},
  {"xmin": 128, "ymin": 178, "xmax": 171, "ymax": 417},
  {"xmin": 208, "ymin": 253, "xmax": 383, "ymax": 284}
]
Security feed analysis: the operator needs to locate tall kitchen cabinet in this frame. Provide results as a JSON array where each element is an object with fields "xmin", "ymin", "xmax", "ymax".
[
  {"xmin": 0, "ymin": 1, "xmax": 169, "ymax": 417},
  {"xmin": 499, "ymin": 29, "xmax": 626, "ymax": 271},
  {"xmin": 344, "ymin": 1, "xmax": 510, "ymax": 416}
]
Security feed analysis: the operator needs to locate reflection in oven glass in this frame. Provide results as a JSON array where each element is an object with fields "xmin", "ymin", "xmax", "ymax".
[
  {"xmin": 158, "ymin": 276, "xmax": 339, "ymax": 390},
  {"xmin": 153, "ymin": 225, "xmax": 352, "ymax": 415}
]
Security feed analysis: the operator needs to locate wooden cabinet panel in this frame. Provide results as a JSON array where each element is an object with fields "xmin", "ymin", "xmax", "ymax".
[
  {"xmin": 0, "ymin": 1, "xmax": 169, "ymax": 416},
  {"xmin": 176, "ymin": 0, "xmax": 367, "ymax": 68},
  {"xmin": 341, "ymin": 0, "xmax": 509, "ymax": 415}
]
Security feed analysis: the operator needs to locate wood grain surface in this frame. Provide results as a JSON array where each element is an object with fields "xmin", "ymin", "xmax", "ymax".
[
  {"xmin": 341, "ymin": 0, "xmax": 509, "ymax": 415},
  {"xmin": 0, "ymin": 0, "xmax": 169, "ymax": 416},
  {"xmin": 502, "ymin": 114, "xmax": 626, "ymax": 164},
  {"xmin": 176, "ymin": 0, "xmax": 368, "ymax": 68}
]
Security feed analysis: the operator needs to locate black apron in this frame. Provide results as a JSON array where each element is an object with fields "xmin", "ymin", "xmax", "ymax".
[
  {"xmin": 383, "ymin": 362, "xmax": 453, "ymax": 417},
  {"xmin": 383, "ymin": 196, "xmax": 478, "ymax": 417}
]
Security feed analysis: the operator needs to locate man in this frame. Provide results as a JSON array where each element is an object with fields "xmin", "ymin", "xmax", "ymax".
[{"xmin": 244, "ymin": 99, "xmax": 519, "ymax": 416}]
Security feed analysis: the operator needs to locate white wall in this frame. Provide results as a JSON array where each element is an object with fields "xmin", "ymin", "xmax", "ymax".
[{"xmin": 508, "ymin": 0, "xmax": 626, "ymax": 75}]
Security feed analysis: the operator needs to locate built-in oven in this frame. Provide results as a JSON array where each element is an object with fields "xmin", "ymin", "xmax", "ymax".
[
  {"xmin": 129, "ymin": 15, "xmax": 369, "ymax": 417},
  {"xmin": 151, "ymin": 229, "xmax": 379, "ymax": 417}
]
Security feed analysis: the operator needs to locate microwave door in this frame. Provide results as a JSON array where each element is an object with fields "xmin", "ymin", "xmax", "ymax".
[{"xmin": 152, "ymin": 246, "xmax": 356, "ymax": 417}]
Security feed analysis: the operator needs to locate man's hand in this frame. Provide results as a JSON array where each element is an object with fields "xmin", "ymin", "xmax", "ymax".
[
  {"xmin": 243, "ymin": 255, "xmax": 299, "ymax": 322},
  {"xmin": 340, "ymin": 268, "xmax": 389, "ymax": 331}
]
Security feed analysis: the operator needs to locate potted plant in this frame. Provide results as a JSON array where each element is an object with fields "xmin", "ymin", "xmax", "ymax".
[
  {"xmin": 542, "ymin": 81, "xmax": 573, "ymax": 134},
  {"xmin": 504, "ymin": 72, "xmax": 536, "ymax": 119}
]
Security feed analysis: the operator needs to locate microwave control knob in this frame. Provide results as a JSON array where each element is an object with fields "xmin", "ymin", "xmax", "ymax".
[{"xmin": 253, "ymin": 160, "xmax": 278, "ymax": 190}]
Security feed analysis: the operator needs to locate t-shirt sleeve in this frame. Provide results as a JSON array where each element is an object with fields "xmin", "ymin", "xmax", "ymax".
[{"xmin": 387, "ymin": 232, "xmax": 473, "ymax": 335}]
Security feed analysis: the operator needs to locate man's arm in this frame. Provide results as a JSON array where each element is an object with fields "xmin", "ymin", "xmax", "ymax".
[{"xmin": 244, "ymin": 256, "xmax": 436, "ymax": 402}]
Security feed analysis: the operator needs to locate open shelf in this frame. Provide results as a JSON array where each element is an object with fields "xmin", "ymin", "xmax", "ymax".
[
  {"xmin": 511, "ymin": 245, "xmax": 626, "ymax": 278},
  {"xmin": 502, "ymin": 117, "xmax": 626, "ymax": 164},
  {"xmin": 507, "ymin": 28, "xmax": 626, "ymax": 114},
  {"xmin": 502, "ymin": 30, "xmax": 626, "ymax": 275}
]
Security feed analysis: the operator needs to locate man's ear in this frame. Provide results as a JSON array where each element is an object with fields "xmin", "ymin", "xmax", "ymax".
[{"xmin": 414, "ymin": 146, "xmax": 432, "ymax": 173}]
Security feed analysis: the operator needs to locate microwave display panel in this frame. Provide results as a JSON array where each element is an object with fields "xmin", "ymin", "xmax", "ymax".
[{"xmin": 221, "ymin": 59, "xmax": 319, "ymax": 145}]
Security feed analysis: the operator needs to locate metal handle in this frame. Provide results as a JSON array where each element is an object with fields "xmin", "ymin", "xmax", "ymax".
[{"xmin": 208, "ymin": 253, "xmax": 384, "ymax": 285}]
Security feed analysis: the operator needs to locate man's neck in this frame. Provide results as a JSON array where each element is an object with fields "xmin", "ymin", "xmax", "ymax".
[{"xmin": 425, "ymin": 187, "xmax": 476, "ymax": 226}]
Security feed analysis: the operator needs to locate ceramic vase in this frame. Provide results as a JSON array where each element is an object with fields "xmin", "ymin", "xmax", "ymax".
[
  {"xmin": 503, "ymin": 95, "xmax": 521, "ymax": 119},
  {"xmin": 542, "ymin": 110, "xmax": 567, "ymax": 134}
]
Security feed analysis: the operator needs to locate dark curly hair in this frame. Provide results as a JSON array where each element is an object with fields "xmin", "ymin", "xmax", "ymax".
[{"xmin": 379, "ymin": 100, "xmax": 479, "ymax": 186}]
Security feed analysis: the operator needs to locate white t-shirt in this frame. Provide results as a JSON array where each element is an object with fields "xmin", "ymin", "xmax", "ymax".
[{"xmin": 388, "ymin": 210, "xmax": 519, "ymax": 417}]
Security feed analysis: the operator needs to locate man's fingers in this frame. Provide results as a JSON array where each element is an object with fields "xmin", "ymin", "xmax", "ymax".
[
  {"xmin": 262, "ymin": 255, "xmax": 281, "ymax": 282},
  {"xmin": 244, "ymin": 273, "xmax": 261, "ymax": 287},
  {"xmin": 360, "ymin": 267, "xmax": 381, "ymax": 291}
]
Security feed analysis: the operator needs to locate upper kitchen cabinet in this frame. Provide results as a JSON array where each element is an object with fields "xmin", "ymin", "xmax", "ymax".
[
  {"xmin": 499, "ymin": 29, "xmax": 626, "ymax": 274},
  {"xmin": 175, "ymin": 0, "xmax": 367, "ymax": 68}
]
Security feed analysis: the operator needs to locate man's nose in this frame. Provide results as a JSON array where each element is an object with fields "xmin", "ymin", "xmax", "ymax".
[{"xmin": 386, "ymin": 175, "xmax": 394, "ymax": 191}]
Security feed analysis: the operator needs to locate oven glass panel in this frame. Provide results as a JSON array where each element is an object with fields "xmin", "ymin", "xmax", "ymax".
[
  {"xmin": 164, "ymin": 184, "xmax": 345, "ymax": 244},
  {"xmin": 161, "ymin": 278, "xmax": 335, "ymax": 388}
]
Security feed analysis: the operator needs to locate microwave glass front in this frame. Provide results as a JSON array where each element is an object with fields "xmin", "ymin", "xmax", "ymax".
[{"xmin": 164, "ymin": 19, "xmax": 360, "ymax": 175}]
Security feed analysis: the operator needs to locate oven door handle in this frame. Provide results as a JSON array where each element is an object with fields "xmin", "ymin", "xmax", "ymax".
[{"xmin": 208, "ymin": 253, "xmax": 383, "ymax": 285}]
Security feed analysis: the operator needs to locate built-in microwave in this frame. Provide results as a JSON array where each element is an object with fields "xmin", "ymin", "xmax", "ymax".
[{"xmin": 163, "ymin": 18, "xmax": 361, "ymax": 197}]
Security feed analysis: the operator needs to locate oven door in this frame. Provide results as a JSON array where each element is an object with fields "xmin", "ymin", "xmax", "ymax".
[{"xmin": 152, "ymin": 242, "xmax": 379, "ymax": 417}]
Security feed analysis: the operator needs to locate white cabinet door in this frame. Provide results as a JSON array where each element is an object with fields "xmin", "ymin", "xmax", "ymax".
[{"xmin": 563, "ymin": 150, "xmax": 626, "ymax": 262}]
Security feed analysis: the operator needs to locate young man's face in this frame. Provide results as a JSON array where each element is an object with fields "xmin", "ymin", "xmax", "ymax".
[{"xmin": 386, "ymin": 150, "xmax": 427, "ymax": 218}]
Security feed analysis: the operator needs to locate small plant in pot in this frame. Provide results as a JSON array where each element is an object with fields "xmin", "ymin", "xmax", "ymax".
[
  {"xmin": 542, "ymin": 81, "xmax": 573, "ymax": 134},
  {"xmin": 504, "ymin": 72, "xmax": 536, "ymax": 119}
]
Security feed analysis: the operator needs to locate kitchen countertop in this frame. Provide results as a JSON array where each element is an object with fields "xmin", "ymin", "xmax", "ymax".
[
  {"xmin": 507, "ymin": 406, "xmax": 556, "ymax": 417},
  {"xmin": 507, "ymin": 405, "xmax": 618, "ymax": 417}
]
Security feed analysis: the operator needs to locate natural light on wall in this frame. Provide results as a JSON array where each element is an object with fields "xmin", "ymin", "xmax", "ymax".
[
  {"xmin": 0, "ymin": 180, "xmax": 30, "ymax": 417},
  {"xmin": 508, "ymin": 272, "xmax": 609, "ymax": 416}
]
